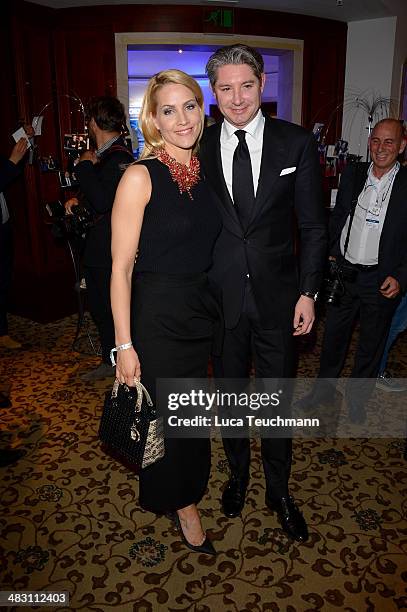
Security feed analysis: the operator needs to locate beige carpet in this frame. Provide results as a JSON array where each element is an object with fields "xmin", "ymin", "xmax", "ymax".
[{"xmin": 0, "ymin": 314, "xmax": 406, "ymax": 612}]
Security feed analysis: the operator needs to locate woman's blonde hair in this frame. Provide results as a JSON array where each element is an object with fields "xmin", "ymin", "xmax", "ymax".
[{"xmin": 139, "ymin": 69, "xmax": 205, "ymax": 159}]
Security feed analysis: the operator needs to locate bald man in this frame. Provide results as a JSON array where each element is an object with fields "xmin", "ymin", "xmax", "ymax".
[{"xmin": 307, "ymin": 119, "xmax": 407, "ymax": 421}]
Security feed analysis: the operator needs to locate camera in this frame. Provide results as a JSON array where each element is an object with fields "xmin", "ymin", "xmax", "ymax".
[
  {"xmin": 323, "ymin": 259, "xmax": 345, "ymax": 305},
  {"xmin": 323, "ymin": 259, "xmax": 358, "ymax": 305},
  {"xmin": 66, "ymin": 203, "xmax": 94, "ymax": 238},
  {"xmin": 45, "ymin": 200, "xmax": 94, "ymax": 240}
]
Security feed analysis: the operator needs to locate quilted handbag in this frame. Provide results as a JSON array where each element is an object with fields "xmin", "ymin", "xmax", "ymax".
[{"xmin": 99, "ymin": 378, "xmax": 165, "ymax": 469}]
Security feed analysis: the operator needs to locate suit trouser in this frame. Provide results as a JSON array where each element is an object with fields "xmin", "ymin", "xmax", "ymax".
[
  {"xmin": 212, "ymin": 281, "xmax": 295, "ymax": 499},
  {"xmin": 318, "ymin": 266, "xmax": 397, "ymax": 406},
  {"xmin": 84, "ymin": 265, "xmax": 115, "ymax": 365},
  {"xmin": 0, "ymin": 221, "xmax": 13, "ymax": 336}
]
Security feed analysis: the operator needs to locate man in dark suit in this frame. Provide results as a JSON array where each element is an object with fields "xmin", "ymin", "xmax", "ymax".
[
  {"xmin": 0, "ymin": 135, "xmax": 32, "ymax": 466},
  {"xmin": 65, "ymin": 97, "xmax": 134, "ymax": 381},
  {"xmin": 307, "ymin": 118, "xmax": 407, "ymax": 420},
  {"xmin": 200, "ymin": 44, "xmax": 327, "ymax": 542},
  {"xmin": 0, "ymin": 136, "xmax": 31, "ymax": 352}
]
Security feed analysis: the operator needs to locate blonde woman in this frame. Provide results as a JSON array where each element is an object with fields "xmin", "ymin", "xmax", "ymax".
[{"xmin": 110, "ymin": 70, "xmax": 221, "ymax": 555}]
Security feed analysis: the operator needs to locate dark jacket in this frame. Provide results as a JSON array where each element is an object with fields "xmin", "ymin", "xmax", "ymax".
[
  {"xmin": 329, "ymin": 161, "xmax": 407, "ymax": 307},
  {"xmin": 0, "ymin": 156, "xmax": 22, "ymax": 223},
  {"xmin": 200, "ymin": 115, "xmax": 327, "ymax": 328},
  {"xmin": 75, "ymin": 137, "xmax": 134, "ymax": 267}
]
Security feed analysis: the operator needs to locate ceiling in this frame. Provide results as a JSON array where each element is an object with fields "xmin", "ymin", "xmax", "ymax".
[
  {"xmin": 25, "ymin": 0, "xmax": 407, "ymax": 24},
  {"xmin": 128, "ymin": 48, "xmax": 279, "ymax": 78}
]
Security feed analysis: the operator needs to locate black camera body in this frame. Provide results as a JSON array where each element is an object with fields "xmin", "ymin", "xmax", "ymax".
[
  {"xmin": 66, "ymin": 204, "xmax": 94, "ymax": 238},
  {"xmin": 323, "ymin": 259, "xmax": 358, "ymax": 305},
  {"xmin": 45, "ymin": 200, "xmax": 94, "ymax": 240},
  {"xmin": 324, "ymin": 260, "xmax": 343, "ymax": 305}
]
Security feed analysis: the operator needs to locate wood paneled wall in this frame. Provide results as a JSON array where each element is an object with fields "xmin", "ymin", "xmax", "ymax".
[{"xmin": 2, "ymin": 0, "xmax": 346, "ymax": 322}]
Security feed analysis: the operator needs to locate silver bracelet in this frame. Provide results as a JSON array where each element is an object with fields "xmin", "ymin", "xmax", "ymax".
[{"xmin": 110, "ymin": 341, "xmax": 133, "ymax": 366}]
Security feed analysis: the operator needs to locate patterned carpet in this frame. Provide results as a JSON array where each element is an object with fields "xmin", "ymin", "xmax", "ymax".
[{"xmin": 0, "ymin": 314, "xmax": 406, "ymax": 612}]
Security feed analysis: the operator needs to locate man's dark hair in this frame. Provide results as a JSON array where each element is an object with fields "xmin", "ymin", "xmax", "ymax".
[
  {"xmin": 86, "ymin": 96, "xmax": 126, "ymax": 132},
  {"xmin": 206, "ymin": 44, "xmax": 264, "ymax": 86}
]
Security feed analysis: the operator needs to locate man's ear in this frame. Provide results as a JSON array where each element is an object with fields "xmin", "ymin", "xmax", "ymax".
[{"xmin": 260, "ymin": 73, "xmax": 266, "ymax": 94}]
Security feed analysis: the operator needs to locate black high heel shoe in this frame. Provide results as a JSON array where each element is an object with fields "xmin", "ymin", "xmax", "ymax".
[{"xmin": 171, "ymin": 513, "xmax": 216, "ymax": 556}]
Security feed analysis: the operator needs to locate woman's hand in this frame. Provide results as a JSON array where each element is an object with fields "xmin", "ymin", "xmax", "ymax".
[{"xmin": 115, "ymin": 346, "xmax": 141, "ymax": 387}]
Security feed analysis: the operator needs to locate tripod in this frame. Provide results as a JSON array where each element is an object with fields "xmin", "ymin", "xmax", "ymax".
[{"xmin": 66, "ymin": 236, "xmax": 100, "ymax": 355}]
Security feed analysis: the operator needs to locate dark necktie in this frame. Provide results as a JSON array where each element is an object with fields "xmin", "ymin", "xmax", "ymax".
[{"xmin": 232, "ymin": 130, "xmax": 255, "ymax": 230}]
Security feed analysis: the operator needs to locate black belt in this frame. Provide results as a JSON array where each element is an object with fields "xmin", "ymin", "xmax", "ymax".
[{"xmin": 345, "ymin": 261, "xmax": 379, "ymax": 272}]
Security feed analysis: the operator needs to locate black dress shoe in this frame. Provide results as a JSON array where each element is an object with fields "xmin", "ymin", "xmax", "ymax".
[
  {"xmin": 171, "ymin": 513, "xmax": 216, "ymax": 555},
  {"xmin": 266, "ymin": 496, "xmax": 309, "ymax": 542},
  {"xmin": 0, "ymin": 448, "xmax": 25, "ymax": 467},
  {"xmin": 222, "ymin": 475, "xmax": 248, "ymax": 518}
]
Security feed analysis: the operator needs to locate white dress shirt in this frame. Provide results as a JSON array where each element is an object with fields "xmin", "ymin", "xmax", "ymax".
[
  {"xmin": 340, "ymin": 161, "xmax": 400, "ymax": 265},
  {"xmin": 220, "ymin": 110, "xmax": 265, "ymax": 202}
]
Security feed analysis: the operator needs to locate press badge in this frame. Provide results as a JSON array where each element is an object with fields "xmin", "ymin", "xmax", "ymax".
[{"xmin": 366, "ymin": 217, "xmax": 380, "ymax": 231}]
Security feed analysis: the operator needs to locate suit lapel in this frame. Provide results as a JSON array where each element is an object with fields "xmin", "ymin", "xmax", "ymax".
[
  {"xmin": 202, "ymin": 124, "xmax": 241, "ymax": 227},
  {"xmin": 246, "ymin": 116, "xmax": 289, "ymax": 231},
  {"xmin": 379, "ymin": 166, "xmax": 407, "ymax": 250}
]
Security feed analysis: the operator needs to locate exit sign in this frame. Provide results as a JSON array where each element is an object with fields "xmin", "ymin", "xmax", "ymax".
[{"xmin": 203, "ymin": 8, "xmax": 235, "ymax": 32}]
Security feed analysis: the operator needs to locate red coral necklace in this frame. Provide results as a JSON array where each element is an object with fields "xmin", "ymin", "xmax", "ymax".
[{"xmin": 157, "ymin": 148, "xmax": 200, "ymax": 200}]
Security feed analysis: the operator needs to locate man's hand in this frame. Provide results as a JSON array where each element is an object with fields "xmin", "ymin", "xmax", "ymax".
[
  {"xmin": 293, "ymin": 295, "xmax": 315, "ymax": 336},
  {"xmin": 23, "ymin": 124, "xmax": 35, "ymax": 139},
  {"xmin": 65, "ymin": 197, "xmax": 79, "ymax": 215},
  {"xmin": 9, "ymin": 138, "xmax": 28, "ymax": 165},
  {"xmin": 78, "ymin": 150, "xmax": 97, "ymax": 164},
  {"xmin": 380, "ymin": 276, "xmax": 400, "ymax": 298}
]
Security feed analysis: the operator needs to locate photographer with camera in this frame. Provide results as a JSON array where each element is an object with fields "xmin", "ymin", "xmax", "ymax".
[
  {"xmin": 301, "ymin": 119, "xmax": 407, "ymax": 422},
  {"xmin": 65, "ymin": 97, "xmax": 134, "ymax": 381}
]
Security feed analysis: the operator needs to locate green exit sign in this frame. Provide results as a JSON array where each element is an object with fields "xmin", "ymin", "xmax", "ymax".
[{"xmin": 204, "ymin": 8, "xmax": 234, "ymax": 30}]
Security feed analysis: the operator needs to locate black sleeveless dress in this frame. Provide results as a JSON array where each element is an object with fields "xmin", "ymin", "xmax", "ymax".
[{"xmin": 132, "ymin": 158, "xmax": 222, "ymax": 514}]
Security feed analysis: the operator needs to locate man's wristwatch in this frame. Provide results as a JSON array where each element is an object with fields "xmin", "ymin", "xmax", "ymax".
[{"xmin": 301, "ymin": 291, "xmax": 318, "ymax": 301}]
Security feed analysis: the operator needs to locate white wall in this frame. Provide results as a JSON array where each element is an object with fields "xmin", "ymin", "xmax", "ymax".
[
  {"xmin": 390, "ymin": 11, "xmax": 407, "ymax": 113},
  {"xmin": 341, "ymin": 16, "xmax": 397, "ymax": 160},
  {"xmin": 116, "ymin": 32, "xmax": 304, "ymax": 129}
]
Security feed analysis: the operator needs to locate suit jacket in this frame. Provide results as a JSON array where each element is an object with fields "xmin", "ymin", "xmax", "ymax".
[
  {"xmin": 200, "ymin": 115, "xmax": 327, "ymax": 328},
  {"xmin": 0, "ymin": 156, "xmax": 22, "ymax": 224},
  {"xmin": 75, "ymin": 137, "xmax": 134, "ymax": 268},
  {"xmin": 329, "ymin": 162, "xmax": 407, "ymax": 308}
]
